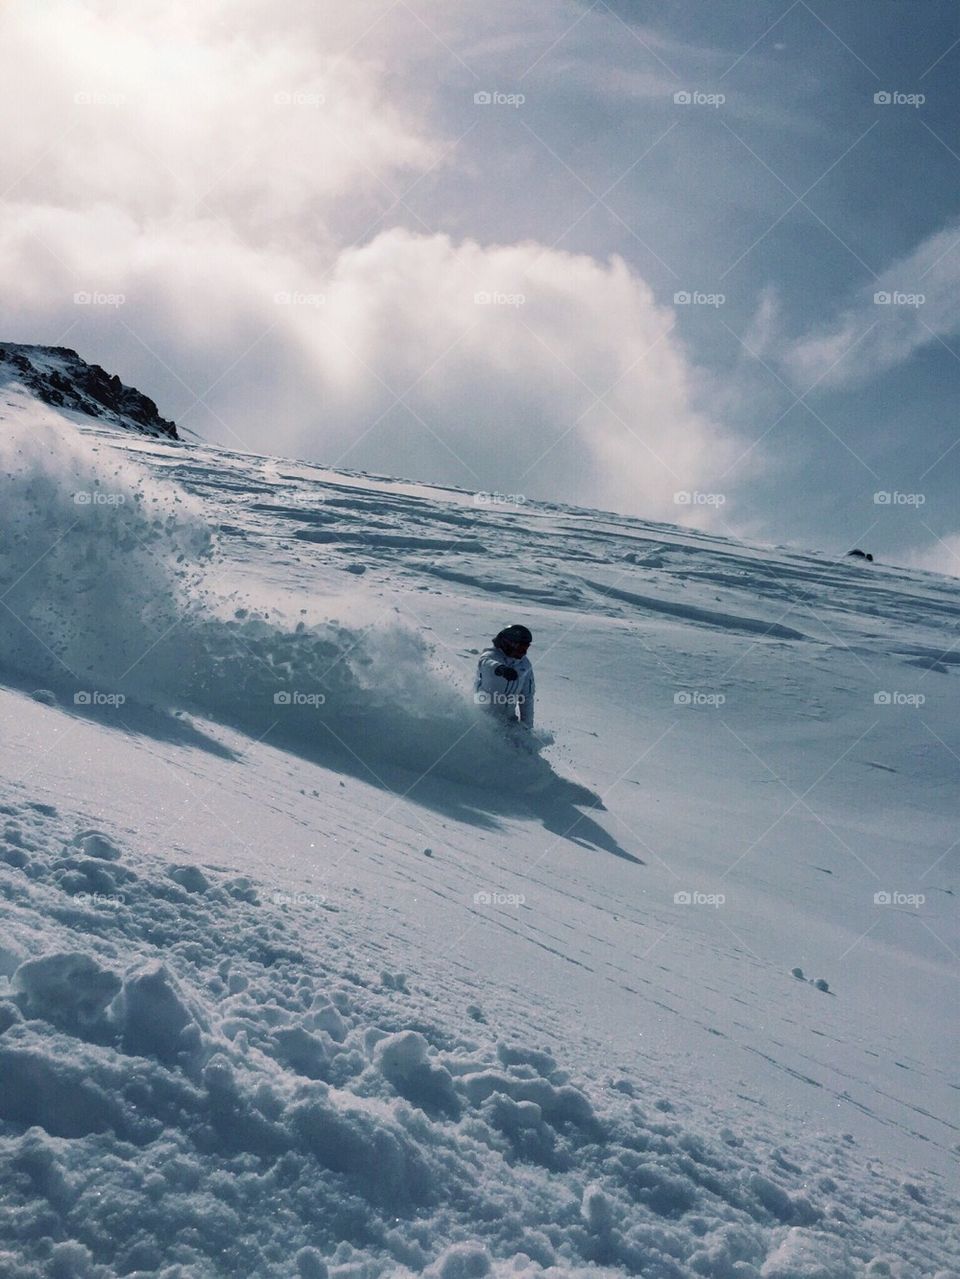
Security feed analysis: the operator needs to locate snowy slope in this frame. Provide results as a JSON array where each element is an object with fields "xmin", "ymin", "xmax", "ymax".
[{"xmin": 0, "ymin": 398, "xmax": 957, "ymax": 1279}]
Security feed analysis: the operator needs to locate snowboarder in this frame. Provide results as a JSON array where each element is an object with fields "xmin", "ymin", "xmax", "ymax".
[{"xmin": 475, "ymin": 624, "xmax": 535, "ymax": 730}]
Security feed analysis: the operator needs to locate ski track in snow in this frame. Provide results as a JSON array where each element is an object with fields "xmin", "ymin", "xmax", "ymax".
[{"xmin": 0, "ymin": 416, "xmax": 958, "ymax": 1278}]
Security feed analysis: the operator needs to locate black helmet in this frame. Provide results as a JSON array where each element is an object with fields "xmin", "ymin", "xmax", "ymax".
[{"xmin": 494, "ymin": 624, "xmax": 532, "ymax": 651}]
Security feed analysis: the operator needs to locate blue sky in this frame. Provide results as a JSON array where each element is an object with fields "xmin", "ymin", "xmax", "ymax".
[{"xmin": 2, "ymin": 0, "xmax": 958, "ymax": 572}]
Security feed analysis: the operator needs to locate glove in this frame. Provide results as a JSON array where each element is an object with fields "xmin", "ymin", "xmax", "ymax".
[{"xmin": 494, "ymin": 664, "xmax": 519, "ymax": 681}]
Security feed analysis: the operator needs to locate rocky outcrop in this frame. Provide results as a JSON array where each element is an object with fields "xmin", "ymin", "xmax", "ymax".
[{"xmin": 0, "ymin": 342, "xmax": 179, "ymax": 439}]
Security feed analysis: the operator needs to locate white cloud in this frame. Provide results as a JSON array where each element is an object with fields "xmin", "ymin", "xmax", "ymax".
[
  {"xmin": 0, "ymin": 0, "xmax": 740, "ymax": 522},
  {"xmin": 784, "ymin": 221, "xmax": 960, "ymax": 388},
  {"xmin": 741, "ymin": 286, "xmax": 781, "ymax": 361},
  {"xmin": 284, "ymin": 228, "xmax": 736, "ymax": 516},
  {"xmin": 0, "ymin": 0, "xmax": 441, "ymax": 252}
]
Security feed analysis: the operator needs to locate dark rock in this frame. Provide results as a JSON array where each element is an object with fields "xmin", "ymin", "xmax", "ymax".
[{"xmin": 0, "ymin": 342, "xmax": 178, "ymax": 439}]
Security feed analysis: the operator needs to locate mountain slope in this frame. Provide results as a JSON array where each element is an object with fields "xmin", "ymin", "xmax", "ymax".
[{"xmin": 0, "ymin": 394, "xmax": 957, "ymax": 1278}]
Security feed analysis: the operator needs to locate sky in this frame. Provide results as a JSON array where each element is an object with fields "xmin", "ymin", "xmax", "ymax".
[{"xmin": 2, "ymin": 0, "xmax": 959, "ymax": 574}]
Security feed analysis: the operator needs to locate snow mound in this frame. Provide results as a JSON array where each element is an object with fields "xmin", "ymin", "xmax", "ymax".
[
  {"xmin": 12, "ymin": 952, "xmax": 120, "ymax": 1040},
  {"xmin": 759, "ymin": 1228, "xmax": 854, "ymax": 1278}
]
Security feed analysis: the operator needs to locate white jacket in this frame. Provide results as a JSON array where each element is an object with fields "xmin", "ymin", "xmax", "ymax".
[{"xmin": 475, "ymin": 647, "xmax": 535, "ymax": 728}]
